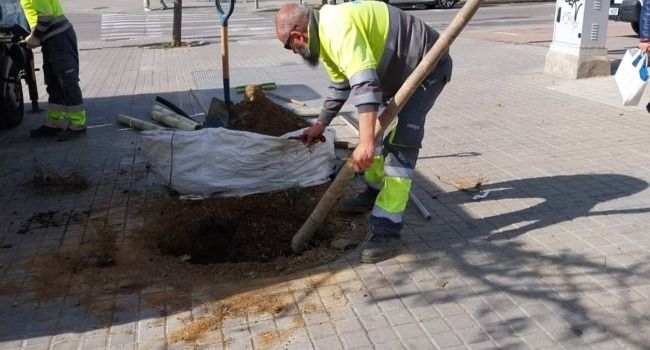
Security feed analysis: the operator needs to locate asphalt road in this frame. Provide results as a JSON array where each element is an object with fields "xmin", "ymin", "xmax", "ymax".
[{"xmin": 403, "ymin": 2, "xmax": 556, "ymax": 31}]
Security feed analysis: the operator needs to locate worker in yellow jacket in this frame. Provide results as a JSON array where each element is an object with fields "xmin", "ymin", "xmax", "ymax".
[
  {"xmin": 20, "ymin": 0, "xmax": 86, "ymax": 141},
  {"xmin": 275, "ymin": 1, "xmax": 452, "ymax": 263}
]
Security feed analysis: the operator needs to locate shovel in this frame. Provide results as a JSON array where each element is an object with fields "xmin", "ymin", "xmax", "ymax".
[
  {"xmin": 205, "ymin": 97, "xmax": 230, "ymax": 127},
  {"xmin": 206, "ymin": 0, "xmax": 235, "ymax": 128}
]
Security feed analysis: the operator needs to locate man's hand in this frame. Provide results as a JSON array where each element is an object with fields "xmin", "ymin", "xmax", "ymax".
[
  {"xmin": 640, "ymin": 42, "xmax": 650, "ymax": 52},
  {"xmin": 21, "ymin": 33, "xmax": 41, "ymax": 49},
  {"xmin": 351, "ymin": 142, "xmax": 374, "ymax": 172},
  {"xmin": 301, "ymin": 121, "xmax": 326, "ymax": 146},
  {"xmin": 351, "ymin": 110, "xmax": 378, "ymax": 172}
]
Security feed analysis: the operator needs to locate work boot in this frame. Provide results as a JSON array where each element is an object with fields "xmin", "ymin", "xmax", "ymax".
[
  {"xmin": 57, "ymin": 127, "xmax": 87, "ymax": 142},
  {"xmin": 359, "ymin": 233, "xmax": 402, "ymax": 264},
  {"xmin": 30, "ymin": 125, "xmax": 62, "ymax": 138},
  {"xmin": 340, "ymin": 187, "xmax": 379, "ymax": 213}
]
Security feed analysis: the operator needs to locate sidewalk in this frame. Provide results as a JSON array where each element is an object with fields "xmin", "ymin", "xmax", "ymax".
[{"xmin": 1, "ymin": 3, "xmax": 650, "ymax": 350}]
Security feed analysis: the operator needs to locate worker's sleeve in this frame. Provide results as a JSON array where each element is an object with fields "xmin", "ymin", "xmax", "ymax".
[
  {"xmin": 318, "ymin": 81, "xmax": 351, "ymax": 125},
  {"xmin": 26, "ymin": 0, "xmax": 55, "ymax": 39},
  {"xmin": 348, "ymin": 68, "xmax": 382, "ymax": 114},
  {"xmin": 19, "ymin": 0, "xmax": 38, "ymax": 29}
]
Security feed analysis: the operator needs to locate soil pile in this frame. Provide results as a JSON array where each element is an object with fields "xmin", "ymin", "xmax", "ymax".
[{"xmin": 231, "ymin": 86, "xmax": 311, "ymax": 136}]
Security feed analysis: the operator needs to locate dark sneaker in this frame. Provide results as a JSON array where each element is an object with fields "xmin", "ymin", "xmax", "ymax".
[
  {"xmin": 57, "ymin": 127, "xmax": 87, "ymax": 142},
  {"xmin": 340, "ymin": 187, "xmax": 379, "ymax": 213},
  {"xmin": 359, "ymin": 234, "xmax": 402, "ymax": 264},
  {"xmin": 30, "ymin": 125, "xmax": 62, "ymax": 138}
]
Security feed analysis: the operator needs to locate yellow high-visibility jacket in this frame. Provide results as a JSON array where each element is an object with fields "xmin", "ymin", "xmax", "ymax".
[
  {"xmin": 318, "ymin": 1, "xmax": 389, "ymax": 85},
  {"xmin": 314, "ymin": 1, "xmax": 449, "ymax": 126},
  {"xmin": 20, "ymin": 0, "xmax": 71, "ymax": 41}
]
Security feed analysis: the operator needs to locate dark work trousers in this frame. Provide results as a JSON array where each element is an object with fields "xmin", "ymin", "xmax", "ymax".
[{"xmin": 41, "ymin": 27, "xmax": 85, "ymax": 128}]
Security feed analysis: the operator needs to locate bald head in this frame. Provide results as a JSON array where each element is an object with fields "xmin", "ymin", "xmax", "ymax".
[{"xmin": 275, "ymin": 4, "xmax": 310, "ymax": 43}]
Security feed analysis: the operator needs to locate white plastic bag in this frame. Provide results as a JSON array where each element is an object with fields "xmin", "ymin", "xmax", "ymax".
[
  {"xmin": 615, "ymin": 48, "xmax": 649, "ymax": 106},
  {"xmin": 141, "ymin": 127, "xmax": 336, "ymax": 197}
]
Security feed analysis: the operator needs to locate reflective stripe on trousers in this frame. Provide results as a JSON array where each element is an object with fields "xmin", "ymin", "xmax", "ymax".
[
  {"xmin": 365, "ymin": 146, "xmax": 417, "ymax": 225},
  {"xmin": 365, "ymin": 59, "xmax": 451, "ymax": 230}
]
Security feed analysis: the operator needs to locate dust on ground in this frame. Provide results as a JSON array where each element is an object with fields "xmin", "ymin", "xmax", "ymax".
[
  {"xmin": 29, "ymin": 167, "xmax": 90, "ymax": 192},
  {"xmin": 169, "ymin": 288, "xmax": 300, "ymax": 343},
  {"xmin": 13, "ymin": 91, "xmax": 365, "ymax": 345},
  {"xmin": 16, "ymin": 209, "xmax": 89, "ymax": 234}
]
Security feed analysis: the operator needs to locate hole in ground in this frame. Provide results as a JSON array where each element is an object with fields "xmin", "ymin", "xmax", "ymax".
[{"xmin": 142, "ymin": 185, "xmax": 363, "ymax": 266}]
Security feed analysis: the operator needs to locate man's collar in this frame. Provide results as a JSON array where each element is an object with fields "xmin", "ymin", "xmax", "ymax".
[{"xmin": 307, "ymin": 8, "xmax": 320, "ymax": 59}]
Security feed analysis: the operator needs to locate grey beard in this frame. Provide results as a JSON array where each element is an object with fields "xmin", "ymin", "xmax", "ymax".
[{"xmin": 298, "ymin": 45, "xmax": 319, "ymax": 67}]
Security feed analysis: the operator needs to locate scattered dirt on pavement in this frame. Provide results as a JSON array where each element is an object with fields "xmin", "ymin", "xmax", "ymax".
[
  {"xmin": 0, "ymin": 279, "xmax": 23, "ymax": 296},
  {"xmin": 30, "ymin": 167, "xmax": 90, "ymax": 192},
  {"xmin": 28, "ymin": 218, "xmax": 117, "ymax": 302},
  {"xmin": 142, "ymin": 290, "xmax": 192, "ymax": 314},
  {"xmin": 16, "ymin": 210, "xmax": 89, "ymax": 234},
  {"xmin": 257, "ymin": 316, "xmax": 305, "ymax": 349},
  {"xmin": 169, "ymin": 289, "xmax": 310, "ymax": 344},
  {"xmin": 18, "ymin": 94, "xmax": 365, "ymax": 345}
]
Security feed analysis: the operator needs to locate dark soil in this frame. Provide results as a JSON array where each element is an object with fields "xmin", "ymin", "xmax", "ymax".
[
  {"xmin": 139, "ymin": 184, "xmax": 362, "ymax": 265},
  {"xmin": 30, "ymin": 168, "xmax": 89, "ymax": 192},
  {"xmin": 231, "ymin": 88, "xmax": 311, "ymax": 136}
]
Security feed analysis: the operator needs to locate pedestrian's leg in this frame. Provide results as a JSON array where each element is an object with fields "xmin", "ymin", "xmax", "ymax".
[
  {"xmin": 144, "ymin": 0, "xmax": 151, "ymax": 11},
  {"xmin": 30, "ymin": 42, "xmax": 64, "ymax": 137},
  {"xmin": 160, "ymin": 0, "xmax": 169, "ymax": 9}
]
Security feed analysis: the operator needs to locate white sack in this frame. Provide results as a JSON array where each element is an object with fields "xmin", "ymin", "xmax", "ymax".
[
  {"xmin": 615, "ymin": 48, "xmax": 649, "ymax": 106},
  {"xmin": 141, "ymin": 127, "xmax": 336, "ymax": 197}
]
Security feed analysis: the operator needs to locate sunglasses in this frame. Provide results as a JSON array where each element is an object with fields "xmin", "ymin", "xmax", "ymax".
[{"xmin": 284, "ymin": 25, "xmax": 298, "ymax": 50}]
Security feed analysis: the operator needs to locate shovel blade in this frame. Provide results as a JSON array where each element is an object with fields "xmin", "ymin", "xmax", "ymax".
[{"xmin": 206, "ymin": 97, "xmax": 229, "ymax": 128}]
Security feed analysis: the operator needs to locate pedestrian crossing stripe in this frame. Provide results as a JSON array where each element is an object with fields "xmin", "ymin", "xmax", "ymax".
[{"xmin": 100, "ymin": 13, "xmax": 274, "ymax": 41}]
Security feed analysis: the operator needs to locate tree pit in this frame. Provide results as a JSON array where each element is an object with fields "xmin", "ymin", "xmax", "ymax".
[
  {"xmin": 138, "ymin": 88, "xmax": 366, "ymax": 272},
  {"xmin": 14, "ymin": 91, "xmax": 365, "ymax": 339},
  {"xmin": 142, "ymin": 184, "xmax": 361, "ymax": 266}
]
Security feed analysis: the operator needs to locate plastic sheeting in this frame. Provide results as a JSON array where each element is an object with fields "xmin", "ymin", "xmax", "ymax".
[{"xmin": 141, "ymin": 127, "xmax": 336, "ymax": 197}]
